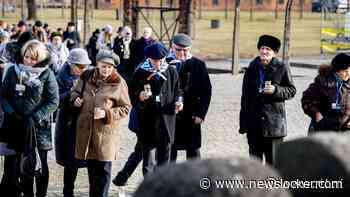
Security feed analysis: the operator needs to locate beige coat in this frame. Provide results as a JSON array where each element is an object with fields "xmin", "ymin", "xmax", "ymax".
[{"xmin": 71, "ymin": 69, "xmax": 131, "ymax": 161}]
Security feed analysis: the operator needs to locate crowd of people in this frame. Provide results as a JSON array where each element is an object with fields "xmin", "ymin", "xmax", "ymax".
[
  {"xmin": 0, "ymin": 19, "xmax": 212, "ymax": 197},
  {"xmin": 0, "ymin": 18, "xmax": 349, "ymax": 197}
]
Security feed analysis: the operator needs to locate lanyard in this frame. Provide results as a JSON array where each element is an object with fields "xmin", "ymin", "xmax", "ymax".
[
  {"xmin": 334, "ymin": 73, "xmax": 343, "ymax": 107},
  {"xmin": 258, "ymin": 64, "xmax": 265, "ymax": 93}
]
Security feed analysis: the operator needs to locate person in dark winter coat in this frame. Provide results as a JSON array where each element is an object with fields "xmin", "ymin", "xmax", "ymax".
[
  {"xmin": 0, "ymin": 40, "xmax": 59, "ymax": 197},
  {"xmin": 1, "ymin": 31, "xmax": 35, "ymax": 64},
  {"xmin": 86, "ymin": 29, "xmax": 100, "ymax": 66},
  {"xmin": 63, "ymin": 22, "xmax": 81, "ymax": 49},
  {"xmin": 302, "ymin": 53, "xmax": 350, "ymax": 133},
  {"xmin": 239, "ymin": 35, "xmax": 296, "ymax": 166},
  {"xmin": 111, "ymin": 27, "xmax": 155, "ymax": 187},
  {"xmin": 168, "ymin": 33, "xmax": 212, "ymax": 161},
  {"xmin": 129, "ymin": 42, "xmax": 183, "ymax": 175},
  {"xmin": 112, "ymin": 26, "xmax": 138, "ymax": 81},
  {"xmin": 54, "ymin": 48, "xmax": 91, "ymax": 197},
  {"xmin": 133, "ymin": 27, "xmax": 155, "ymax": 66}
]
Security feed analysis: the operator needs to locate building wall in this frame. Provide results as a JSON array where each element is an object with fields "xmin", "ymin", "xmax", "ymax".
[{"xmin": 7, "ymin": 0, "xmax": 312, "ymax": 11}]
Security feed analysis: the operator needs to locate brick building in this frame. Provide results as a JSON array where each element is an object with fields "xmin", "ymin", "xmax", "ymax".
[{"xmin": 8, "ymin": 0, "xmax": 313, "ymax": 11}]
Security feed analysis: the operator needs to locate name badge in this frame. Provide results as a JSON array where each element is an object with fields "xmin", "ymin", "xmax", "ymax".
[
  {"xmin": 15, "ymin": 84, "xmax": 26, "ymax": 92},
  {"xmin": 332, "ymin": 103, "xmax": 341, "ymax": 110},
  {"xmin": 15, "ymin": 84, "xmax": 26, "ymax": 96},
  {"xmin": 155, "ymin": 95, "xmax": 160, "ymax": 103}
]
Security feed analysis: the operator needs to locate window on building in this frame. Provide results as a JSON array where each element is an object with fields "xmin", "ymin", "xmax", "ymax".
[
  {"xmin": 256, "ymin": 0, "xmax": 263, "ymax": 5},
  {"xmin": 278, "ymin": 0, "xmax": 284, "ymax": 4},
  {"xmin": 212, "ymin": 0, "xmax": 220, "ymax": 6}
]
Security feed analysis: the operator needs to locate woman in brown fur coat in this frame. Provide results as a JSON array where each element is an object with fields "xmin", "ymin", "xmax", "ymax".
[
  {"xmin": 70, "ymin": 50, "xmax": 131, "ymax": 197},
  {"xmin": 302, "ymin": 53, "xmax": 350, "ymax": 133}
]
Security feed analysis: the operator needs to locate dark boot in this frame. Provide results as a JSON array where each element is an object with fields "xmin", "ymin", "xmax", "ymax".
[{"xmin": 112, "ymin": 171, "xmax": 129, "ymax": 186}]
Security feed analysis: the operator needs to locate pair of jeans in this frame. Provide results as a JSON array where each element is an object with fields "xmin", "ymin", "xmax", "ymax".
[
  {"xmin": 117, "ymin": 138, "xmax": 143, "ymax": 178},
  {"xmin": 63, "ymin": 167, "xmax": 79, "ymax": 197},
  {"xmin": 247, "ymin": 132, "xmax": 283, "ymax": 166},
  {"xmin": 21, "ymin": 149, "xmax": 49, "ymax": 197},
  {"xmin": 87, "ymin": 160, "xmax": 112, "ymax": 197},
  {"xmin": 0, "ymin": 155, "xmax": 21, "ymax": 197},
  {"xmin": 170, "ymin": 148, "xmax": 201, "ymax": 161}
]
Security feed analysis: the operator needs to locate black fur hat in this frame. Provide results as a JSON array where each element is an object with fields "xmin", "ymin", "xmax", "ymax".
[
  {"xmin": 257, "ymin": 35, "xmax": 281, "ymax": 53},
  {"xmin": 331, "ymin": 53, "xmax": 350, "ymax": 71}
]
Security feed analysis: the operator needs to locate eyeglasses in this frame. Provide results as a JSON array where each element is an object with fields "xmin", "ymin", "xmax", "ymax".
[
  {"xmin": 174, "ymin": 47, "xmax": 190, "ymax": 52},
  {"xmin": 74, "ymin": 64, "xmax": 87, "ymax": 70}
]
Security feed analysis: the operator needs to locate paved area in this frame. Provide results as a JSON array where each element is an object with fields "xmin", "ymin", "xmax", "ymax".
[{"xmin": 0, "ymin": 60, "xmax": 319, "ymax": 196}]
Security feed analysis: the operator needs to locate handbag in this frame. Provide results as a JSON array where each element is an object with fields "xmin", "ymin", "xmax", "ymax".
[
  {"xmin": 128, "ymin": 106, "xmax": 139, "ymax": 133},
  {"xmin": 19, "ymin": 118, "xmax": 42, "ymax": 178}
]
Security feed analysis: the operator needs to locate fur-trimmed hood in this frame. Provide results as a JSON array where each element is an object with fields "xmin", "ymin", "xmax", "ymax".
[{"xmin": 318, "ymin": 64, "xmax": 334, "ymax": 77}]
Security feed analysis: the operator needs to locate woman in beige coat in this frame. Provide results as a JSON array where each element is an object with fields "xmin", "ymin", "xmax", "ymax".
[{"xmin": 70, "ymin": 50, "xmax": 131, "ymax": 197}]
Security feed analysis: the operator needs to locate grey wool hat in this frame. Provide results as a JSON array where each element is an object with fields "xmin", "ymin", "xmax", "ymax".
[
  {"xmin": 67, "ymin": 48, "xmax": 91, "ymax": 65},
  {"xmin": 96, "ymin": 50, "xmax": 120, "ymax": 66},
  {"xmin": 172, "ymin": 33, "xmax": 192, "ymax": 47}
]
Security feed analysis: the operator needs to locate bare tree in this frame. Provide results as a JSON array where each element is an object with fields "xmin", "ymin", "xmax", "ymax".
[
  {"xmin": 71, "ymin": 0, "xmax": 78, "ymax": 23},
  {"xmin": 83, "ymin": 0, "xmax": 93, "ymax": 45},
  {"xmin": 178, "ymin": 0, "xmax": 193, "ymax": 36},
  {"xmin": 299, "ymin": 0, "xmax": 304, "ymax": 19},
  {"xmin": 282, "ymin": 0, "xmax": 294, "ymax": 66},
  {"xmin": 27, "ymin": 0, "xmax": 37, "ymax": 20},
  {"xmin": 123, "ymin": 0, "xmax": 131, "ymax": 26},
  {"xmin": 249, "ymin": 0, "xmax": 253, "ymax": 21},
  {"xmin": 275, "ymin": 0, "xmax": 279, "ymax": 19},
  {"xmin": 232, "ymin": 0, "xmax": 240, "ymax": 75},
  {"xmin": 2, "ymin": 0, "xmax": 5, "ymax": 17}
]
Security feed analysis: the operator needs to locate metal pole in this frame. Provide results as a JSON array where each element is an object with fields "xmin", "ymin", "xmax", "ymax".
[
  {"xmin": 225, "ymin": 0, "xmax": 228, "ymax": 19},
  {"xmin": 232, "ymin": 0, "xmax": 240, "ymax": 75}
]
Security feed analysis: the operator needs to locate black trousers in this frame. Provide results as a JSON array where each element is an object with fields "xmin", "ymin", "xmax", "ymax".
[
  {"xmin": 63, "ymin": 167, "xmax": 79, "ymax": 197},
  {"xmin": 247, "ymin": 132, "xmax": 283, "ymax": 166},
  {"xmin": 22, "ymin": 149, "xmax": 49, "ymax": 197},
  {"xmin": 142, "ymin": 118, "xmax": 171, "ymax": 175},
  {"xmin": 117, "ymin": 138, "xmax": 143, "ymax": 178},
  {"xmin": 170, "ymin": 148, "xmax": 201, "ymax": 161},
  {"xmin": 87, "ymin": 160, "xmax": 112, "ymax": 197},
  {"xmin": 0, "ymin": 155, "xmax": 21, "ymax": 197}
]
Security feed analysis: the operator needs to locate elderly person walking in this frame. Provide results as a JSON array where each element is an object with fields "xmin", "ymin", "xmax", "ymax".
[
  {"xmin": 0, "ymin": 40, "xmax": 59, "ymax": 197},
  {"xmin": 71, "ymin": 50, "xmax": 131, "ymax": 197},
  {"xmin": 302, "ymin": 53, "xmax": 350, "ymax": 133},
  {"xmin": 47, "ymin": 31, "xmax": 69, "ymax": 75},
  {"xmin": 168, "ymin": 33, "xmax": 212, "ymax": 161},
  {"xmin": 239, "ymin": 35, "xmax": 296, "ymax": 166},
  {"xmin": 55, "ymin": 48, "xmax": 91, "ymax": 197},
  {"xmin": 129, "ymin": 42, "xmax": 182, "ymax": 175}
]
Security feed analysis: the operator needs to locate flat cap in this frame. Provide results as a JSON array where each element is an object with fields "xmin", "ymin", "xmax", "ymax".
[
  {"xmin": 96, "ymin": 50, "xmax": 120, "ymax": 66},
  {"xmin": 172, "ymin": 33, "xmax": 192, "ymax": 47},
  {"xmin": 144, "ymin": 42, "xmax": 168, "ymax": 59},
  {"xmin": 67, "ymin": 48, "xmax": 91, "ymax": 65}
]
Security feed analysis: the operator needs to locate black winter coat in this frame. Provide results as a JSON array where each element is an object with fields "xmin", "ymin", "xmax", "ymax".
[
  {"xmin": 173, "ymin": 57, "xmax": 212, "ymax": 150},
  {"xmin": 302, "ymin": 65, "xmax": 350, "ymax": 132},
  {"xmin": 112, "ymin": 38, "xmax": 138, "ymax": 81},
  {"xmin": 54, "ymin": 64, "xmax": 87, "ymax": 167},
  {"xmin": 129, "ymin": 65, "xmax": 182, "ymax": 146},
  {"xmin": 239, "ymin": 57, "xmax": 296, "ymax": 138},
  {"xmin": 1, "ymin": 65, "xmax": 59, "ymax": 151}
]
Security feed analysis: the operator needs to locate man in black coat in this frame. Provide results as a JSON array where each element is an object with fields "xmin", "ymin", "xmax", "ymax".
[
  {"xmin": 239, "ymin": 35, "xmax": 296, "ymax": 166},
  {"xmin": 169, "ymin": 33, "xmax": 212, "ymax": 161},
  {"xmin": 129, "ymin": 42, "xmax": 183, "ymax": 175},
  {"xmin": 63, "ymin": 22, "xmax": 81, "ymax": 49}
]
